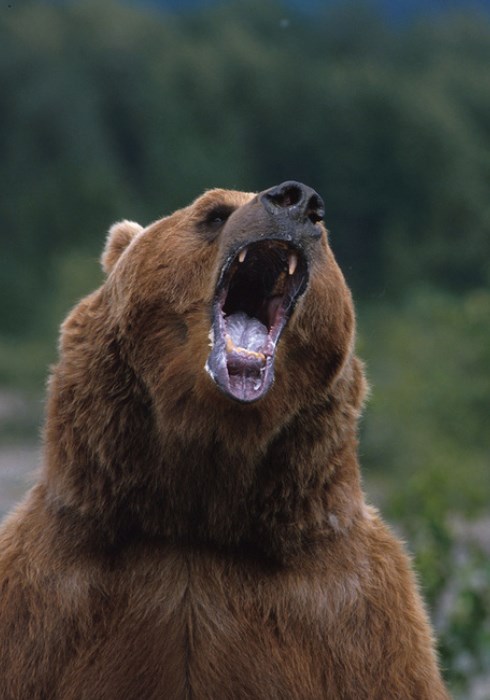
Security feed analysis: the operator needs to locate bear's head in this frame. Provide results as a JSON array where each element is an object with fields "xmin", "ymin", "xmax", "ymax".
[{"xmin": 43, "ymin": 182, "xmax": 366, "ymax": 560}]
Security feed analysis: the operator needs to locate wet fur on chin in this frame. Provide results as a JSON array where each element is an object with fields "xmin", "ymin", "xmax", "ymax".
[{"xmin": 0, "ymin": 187, "xmax": 450, "ymax": 699}]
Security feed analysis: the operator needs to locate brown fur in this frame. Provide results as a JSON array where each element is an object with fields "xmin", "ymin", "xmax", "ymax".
[{"xmin": 0, "ymin": 186, "xmax": 450, "ymax": 699}]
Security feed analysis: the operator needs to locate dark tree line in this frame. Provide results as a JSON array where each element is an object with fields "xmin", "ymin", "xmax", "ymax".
[{"xmin": 1, "ymin": 0, "xmax": 490, "ymax": 338}]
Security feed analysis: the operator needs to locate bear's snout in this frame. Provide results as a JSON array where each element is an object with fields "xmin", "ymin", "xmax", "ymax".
[{"xmin": 259, "ymin": 180, "xmax": 325, "ymax": 230}]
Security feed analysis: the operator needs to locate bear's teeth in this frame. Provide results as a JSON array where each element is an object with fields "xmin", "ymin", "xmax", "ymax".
[
  {"xmin": 238, "ymin": 247, "xmax": 248, "ymax": 263},
  {"xmin": 225, "ymin": 335, "xmax": 265, "ymax": 360},
  {"xmin": 288, "ymin": 253, "xmax": 298, "ymax": 276}
]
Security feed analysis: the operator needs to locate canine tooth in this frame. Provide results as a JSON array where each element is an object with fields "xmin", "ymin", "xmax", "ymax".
[
  {"xmin": 288, "ymin": 253, "xmax": 298, "ymax": 276},
  {"xmin": 238, "ymin": 247, "xmax": 248, "ymax": 263}
]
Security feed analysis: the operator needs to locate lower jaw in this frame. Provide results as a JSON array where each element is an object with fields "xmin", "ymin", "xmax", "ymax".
[
  {"xmin": 206, "ymin": 349, "xmax": 275, "ymax": 403},
  {"xmin": 227, "ymin": 362, "xmax": 274, "ymax": 403}
]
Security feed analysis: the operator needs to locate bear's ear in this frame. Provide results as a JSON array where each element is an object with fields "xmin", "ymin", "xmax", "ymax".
[{"xmin": 101, "ymin": 220, "xmax": 143, "ymax": 274}]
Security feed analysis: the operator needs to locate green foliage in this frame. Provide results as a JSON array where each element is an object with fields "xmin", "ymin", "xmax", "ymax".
[
  {"xmin": 360, "ymin": 288, "xmax": 490, "ymax": 517},
  {"xmin": 359, "ymin": 288, "xmax": 490, "ymax": 695}
]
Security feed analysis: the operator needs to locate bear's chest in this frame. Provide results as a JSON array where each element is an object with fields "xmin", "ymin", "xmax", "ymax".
[{"xmin": 56, "ymin": 547, "xmax": 356, "ymax": 700}]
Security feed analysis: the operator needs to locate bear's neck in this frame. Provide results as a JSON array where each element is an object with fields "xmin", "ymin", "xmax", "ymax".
[{"xmin": 42, "ymin": 339, "xmax": 365, "ymax": 563}]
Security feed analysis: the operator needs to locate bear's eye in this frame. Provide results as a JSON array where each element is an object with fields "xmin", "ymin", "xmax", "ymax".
[{"xmin": 202, "ymin": 205, "xmax": 234, "ymax": 228}]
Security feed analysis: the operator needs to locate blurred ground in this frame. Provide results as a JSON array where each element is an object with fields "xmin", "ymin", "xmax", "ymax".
[
  {"xmin": 0, "ymin": 444, "xmax": 39, "ymax": 520},
  {"xmin": 0, "ymin": 390, "xmax": 41, "ymax": 520}
]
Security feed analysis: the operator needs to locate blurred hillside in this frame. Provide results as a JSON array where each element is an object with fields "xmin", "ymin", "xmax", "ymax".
[{"xmin": 1, "ymin": 1, "xmax": 489, "ymax": 696}]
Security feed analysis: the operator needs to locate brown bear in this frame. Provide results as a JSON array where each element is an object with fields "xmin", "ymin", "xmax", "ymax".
[{"xmin": 0, "ymin": 182, "xmax": 450, "ymax": 699}]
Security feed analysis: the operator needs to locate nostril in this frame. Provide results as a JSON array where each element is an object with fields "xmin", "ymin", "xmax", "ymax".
[
  {"xmin": 265, "ymin": 184, "xmax": 302, "ymax": 210},
  {"xmin": 306, "ymin": 194, "xmax": 325, "ymax": 224}
]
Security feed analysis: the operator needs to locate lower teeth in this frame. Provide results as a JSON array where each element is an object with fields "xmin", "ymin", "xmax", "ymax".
[{"xmin": 226, "ymin": 335, "xmax": 265, "ymax": 360}]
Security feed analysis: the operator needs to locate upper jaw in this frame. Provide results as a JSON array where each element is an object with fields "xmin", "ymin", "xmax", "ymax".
[{"xmin": 205, "ymin": 238, "xmax": 309, "ymax": 403}]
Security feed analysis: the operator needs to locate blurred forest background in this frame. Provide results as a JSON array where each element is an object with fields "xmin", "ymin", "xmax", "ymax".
[{"xmin": 1, "ymin": 0, "xmax": 490, "ymax": 696}]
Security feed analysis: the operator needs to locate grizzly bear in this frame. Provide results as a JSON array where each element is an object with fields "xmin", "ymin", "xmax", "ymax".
[{"xmin": 0, "ymin": 182, "xmax": 449, "ymax": 699}]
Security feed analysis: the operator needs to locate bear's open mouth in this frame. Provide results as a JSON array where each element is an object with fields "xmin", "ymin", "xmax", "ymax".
[{"xmin": 205, "ymin": 240, "xmax": 308, "ymax": 403}]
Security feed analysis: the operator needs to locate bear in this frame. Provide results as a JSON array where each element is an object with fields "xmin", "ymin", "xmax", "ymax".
[{"xmin": 0, "ymin": 181, "xmax": 450, "ymax": 699}]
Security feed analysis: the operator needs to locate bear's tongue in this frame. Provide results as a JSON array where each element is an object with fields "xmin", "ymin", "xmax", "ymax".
[{"xmin": 225, "ymin": 311, "xmax": 269, "ymax": 354}]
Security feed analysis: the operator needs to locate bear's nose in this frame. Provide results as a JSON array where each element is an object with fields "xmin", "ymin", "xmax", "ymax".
[{"xmin": 259, "ymin": 181, "xmax": 325, "ymax": 227}]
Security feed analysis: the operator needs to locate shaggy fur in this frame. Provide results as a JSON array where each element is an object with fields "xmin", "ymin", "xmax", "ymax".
[{"xmin": 0, "ymin": 184, "xmax": 450, "ymax": 699}]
